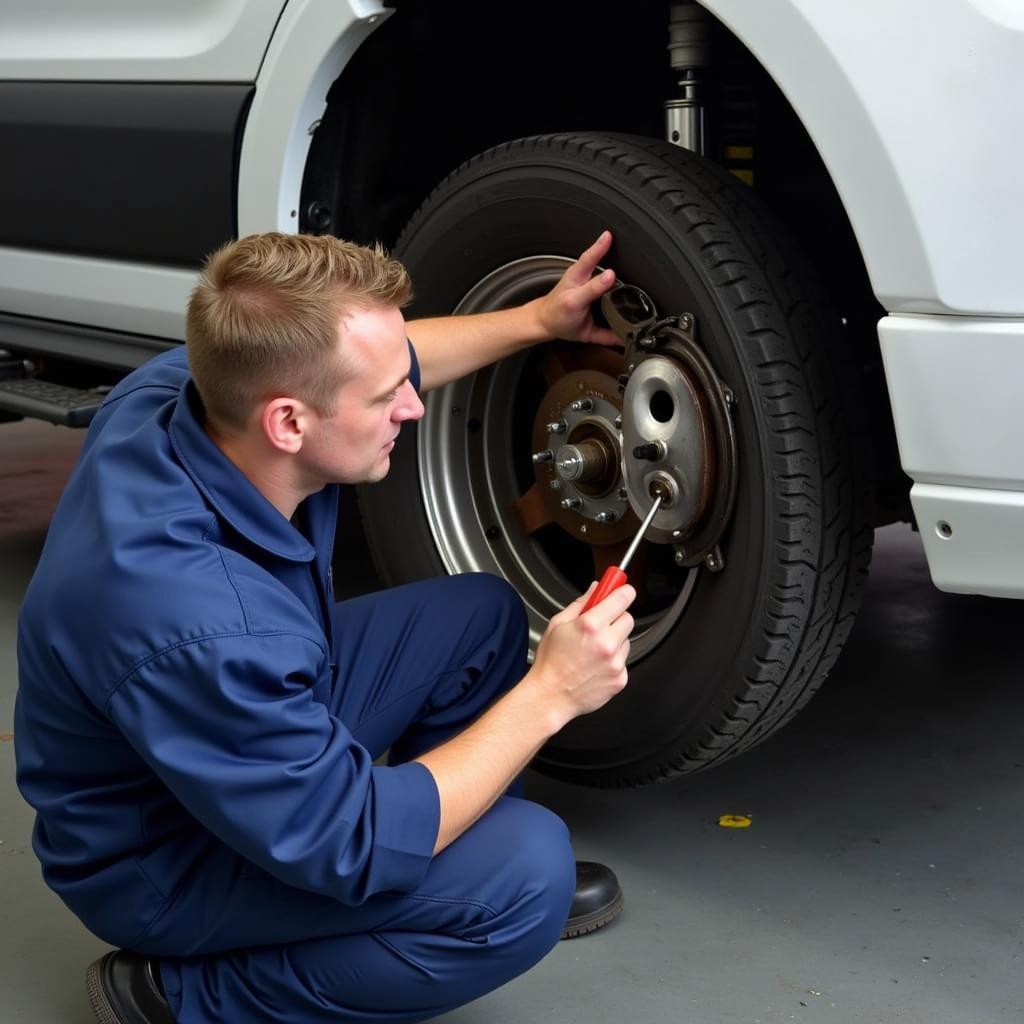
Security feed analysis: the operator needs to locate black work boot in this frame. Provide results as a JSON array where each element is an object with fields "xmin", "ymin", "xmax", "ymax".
[
  {"xmin": 86, "ymin": 950, "xmax": 176, "ymax": 1024},
  {"xmin": 561, "ymin": 860, "xmax": 624, "ymax": 939}
]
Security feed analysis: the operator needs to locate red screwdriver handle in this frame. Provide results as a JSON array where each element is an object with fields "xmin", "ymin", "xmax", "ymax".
[{"xmin": 582, "ymin": 566, "xmax": 628, "ymax": 612}]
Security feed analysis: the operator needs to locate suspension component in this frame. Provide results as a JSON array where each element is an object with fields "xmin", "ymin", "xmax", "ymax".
[
  {"xmin": 601, "ymin": 284, "xmax": 739, "ymax": 571},
  {"xmin": 666, "ymin": 2, "xmax": 710, "ymax": 154}
]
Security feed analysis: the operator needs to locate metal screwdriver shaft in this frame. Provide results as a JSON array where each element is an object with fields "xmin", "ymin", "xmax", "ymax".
[{"xmin": 581, "ymin": 495, "xmax": 663, "ymax": 611}]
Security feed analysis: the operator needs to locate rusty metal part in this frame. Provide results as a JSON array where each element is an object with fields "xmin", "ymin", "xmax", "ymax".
[
  {"xmin": 517, "ymin": 282, "xmax": 737, "ymax": 592},
  {"xmin": 601, "ymin": 284, "xmax": 659, "ymax": 346},
  {"xmin": 524, "ymin": 361, "xmax": 638, "ymax": 547}
]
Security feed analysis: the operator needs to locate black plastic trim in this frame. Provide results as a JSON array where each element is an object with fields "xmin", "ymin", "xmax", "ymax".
[
  {"xmin": 0, "ymin": 313, "xmax": 177, "ymax": 371},
  {"xmin": 0, "ymin": 82, "xmax": 254, "ymax": 267}
]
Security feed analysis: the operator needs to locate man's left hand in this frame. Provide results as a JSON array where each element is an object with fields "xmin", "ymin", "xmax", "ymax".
[{"xmin": 532, "ymin": 231, "xmax": 622, "ymax": 347}]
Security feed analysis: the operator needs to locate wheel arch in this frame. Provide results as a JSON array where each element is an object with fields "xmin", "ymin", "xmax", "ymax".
[
  {"xmin": 300, "ymin": 0, "xmax": 907, "ymax": 525},
  {"xmin": 236, "ymin": 0, "xmax": 394, "ymax": 238},
  {"xmin": 296, "ymin": 2, "xmax": 883, "ymax": 322}
]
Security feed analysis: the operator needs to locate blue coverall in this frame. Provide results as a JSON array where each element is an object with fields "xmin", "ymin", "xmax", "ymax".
[{"xmin": 15, "ymin": 346, "xmax": 576, "ymax": 1022}]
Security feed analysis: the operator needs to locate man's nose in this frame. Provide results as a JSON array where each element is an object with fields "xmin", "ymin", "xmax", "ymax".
[{"xmin": 396, "ymin": 381, "xmax": 424, "ymax": 422}]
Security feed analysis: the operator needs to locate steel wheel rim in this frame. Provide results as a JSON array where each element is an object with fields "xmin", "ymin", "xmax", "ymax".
[{"xmin": 416, "ymin": 255, "xmax": 697, "ymax": 656}]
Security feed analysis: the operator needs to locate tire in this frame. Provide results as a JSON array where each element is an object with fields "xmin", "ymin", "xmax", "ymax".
[{"xmin": 358, "ymin": 133, "xmax": 873, "ymax": 785}]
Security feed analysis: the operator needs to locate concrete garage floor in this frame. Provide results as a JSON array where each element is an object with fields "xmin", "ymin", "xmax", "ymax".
[{"xmin": 2, "ymin": 418, "xmax": 1023, "ymax": 1023}]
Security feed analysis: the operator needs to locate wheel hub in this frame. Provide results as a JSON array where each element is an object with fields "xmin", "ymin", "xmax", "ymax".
[
  {"xmin": 413, "ymin": 256, "xmax": 734, "ymax": 657},
  {"xmin": 557, "ymin": 437, "xmax": 614, "ymax": 485},
  {"xmin": 529, "ymin": 369, "xmax": 635, "ymax": 542}
]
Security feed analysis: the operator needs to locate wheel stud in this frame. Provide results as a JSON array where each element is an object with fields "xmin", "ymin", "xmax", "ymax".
[
  {"xmin": 595, "ymin": 510, "xmax": 617, "ymax": 523},
  {"xmin": 532, "ymin": 449, "xmax": 554, "ymax": 463},
  {"xmin": 560, "ymin": 497, "xmax": 582, "ymax": 510},
  {"xmin": 614, "ymin": 415, "xmax": 623, "ymax": 430},
  {"xmin": 568, "ymin": 398, "xmax": 593, "ymax": 412},
  {"xmin": 632, "ymin": 441, "xmax": 666, "ymax": 461},
  {"xmin": 546, "ymin": 419, "xmax": 567, "ymax": 435}
]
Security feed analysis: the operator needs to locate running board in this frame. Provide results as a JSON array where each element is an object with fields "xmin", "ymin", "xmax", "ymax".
[
  {"xmin": 0, "ymin": 313, "xmax": 177, "ymax": 426},
  {"xmin": 0, "ymin": 375, "xmax": 107, "ymax": 427}
]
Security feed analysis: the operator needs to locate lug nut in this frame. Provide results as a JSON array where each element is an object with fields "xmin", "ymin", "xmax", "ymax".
[
  {"xmin": 560, "ymin": 497, "xmax": 582, "ymax": 510},
  {"xmin": 632, "ymin": 441, "xmax": 666, "ymax": 461},
  {"xmin": 532, "ymin": 449, "xmax": 554, "ymax": 464},
  {"xmin": 569, "ymin": 398, "xmax": 594, "ymax": 412},
  {"xmin": 546, "ymin": 419, "xmax": 567, "ymax": 435},
  {"xmin": 595, "ymin": 510, "xmax": 617, "ymax": 524}
]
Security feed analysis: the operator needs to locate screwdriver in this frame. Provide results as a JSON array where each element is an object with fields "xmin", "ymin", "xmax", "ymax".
[{"xmin": 581, "ymin": 495, "xmax": 663, "ymax": 611}]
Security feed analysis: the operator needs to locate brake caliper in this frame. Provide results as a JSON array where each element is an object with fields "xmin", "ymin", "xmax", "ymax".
[{"xmin": 602, "ymin": 284, "xmax": 738, "ymax": 572}]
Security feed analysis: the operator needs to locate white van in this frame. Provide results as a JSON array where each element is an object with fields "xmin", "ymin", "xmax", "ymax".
[{"xmin": 2, "ymin": 0, "xmax": 1020, "ymax": 783}]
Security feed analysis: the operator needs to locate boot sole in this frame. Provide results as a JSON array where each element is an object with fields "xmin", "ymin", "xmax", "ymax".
[
  {"xmin": 86, "ymin": 953, "xmax": 124, "ymax": 1024},
  {"xmin": 560, "ymin": 888, "xmax": 625, "ymax": 939}
]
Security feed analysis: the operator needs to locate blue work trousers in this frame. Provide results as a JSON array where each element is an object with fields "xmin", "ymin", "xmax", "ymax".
[{"xmin": 157, "ymin": 574, "xmax": 576, "ymax": 1023}]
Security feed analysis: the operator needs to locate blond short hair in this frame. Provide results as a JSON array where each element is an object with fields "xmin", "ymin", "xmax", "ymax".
[{"xmin": 185, "ymin": 233, "xmax": 412, "ymax": 430}]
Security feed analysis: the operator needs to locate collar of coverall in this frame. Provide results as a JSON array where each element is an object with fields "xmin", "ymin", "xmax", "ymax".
[{"xmin": 166, "ymin": 380, "xmax": 318, "ymax": 563}]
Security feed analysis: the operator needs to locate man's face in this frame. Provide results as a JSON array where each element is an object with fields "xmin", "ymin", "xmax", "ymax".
[{"xmin": 300, "ymin": 305, "xmax": 424, "ymax": 485}]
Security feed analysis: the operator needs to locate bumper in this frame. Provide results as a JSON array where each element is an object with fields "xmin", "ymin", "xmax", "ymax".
[{"xmin": 879, "ymin": 313, "xmax": 1024, "ymax": 598}]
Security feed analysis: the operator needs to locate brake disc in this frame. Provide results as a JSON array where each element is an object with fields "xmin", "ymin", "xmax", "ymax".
[{"xmin": 602, "ymin": 284, "xmax": 738, "ymax": 571}]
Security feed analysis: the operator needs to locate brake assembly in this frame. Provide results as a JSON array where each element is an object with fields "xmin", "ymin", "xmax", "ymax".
[{"xmin": 602, "ymin": 284, "xmax": 738, "ymax": 572}]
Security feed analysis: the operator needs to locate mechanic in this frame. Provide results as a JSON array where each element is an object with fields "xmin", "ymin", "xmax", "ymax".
[{"xmin": 15, "ymin": 229, "xmax": 637, "ymax": 1024}]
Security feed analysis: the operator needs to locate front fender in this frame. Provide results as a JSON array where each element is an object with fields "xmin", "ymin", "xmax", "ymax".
[{"xmin": 703, "ymin": 0, "xmax": 1024, "ymax": 316}]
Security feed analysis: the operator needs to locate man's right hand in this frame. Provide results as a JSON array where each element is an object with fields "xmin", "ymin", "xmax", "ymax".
[
  {"xmin": 414, "ymin": 581, "xmax": 635, "ymax": 855},
  {"xmin": 527, "ymin": 582, "xmax": 636, "ymax": 727}
]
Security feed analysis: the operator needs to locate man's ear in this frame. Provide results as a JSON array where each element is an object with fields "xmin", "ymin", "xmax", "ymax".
[{"xmin": 260, "ymin": 397, "xmax": 309, "ymax": 454}]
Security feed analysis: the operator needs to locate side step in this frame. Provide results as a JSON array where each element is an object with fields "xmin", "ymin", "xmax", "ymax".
[{"xmin": 0, "ymin": 375, "xmax": 107, "ymax": 427}]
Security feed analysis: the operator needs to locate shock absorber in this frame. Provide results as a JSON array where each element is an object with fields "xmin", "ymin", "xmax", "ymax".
[{"xmin": 665, "ymin": 1, "xmax": 711, "ymax": 154}]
